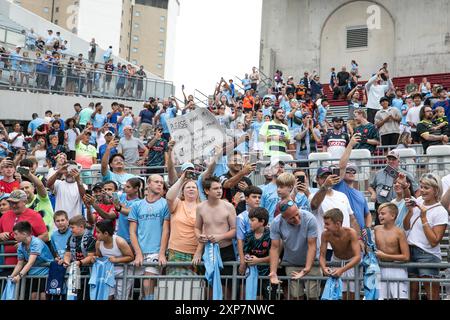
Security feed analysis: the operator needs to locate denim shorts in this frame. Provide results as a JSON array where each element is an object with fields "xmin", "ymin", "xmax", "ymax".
[{"xmin": 408, "ymin": 246, "xmax": 441, "ymax": 277}]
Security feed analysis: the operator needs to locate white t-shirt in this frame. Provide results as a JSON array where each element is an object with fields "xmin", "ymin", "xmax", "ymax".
[
  {"xmin": 441, "ymin": 174, "xmax": 450, "ymax": 195},
  {"xmin": 65, "ymin": 128, "xmax": 80, "ymax": 151},
  {"xmin": 407, "ymin": 198, "xmax": 449, "ymax": 259},
  {"xmin": 310, "ymin": 190, "xmax": 354, "ymax": 249},
  {"xmin": 8, "ymin": 132, "xmax": 25, "ymax": 148},
  {"xmin": 34, "ymin": 149, "xmax": 47, "ymax": 168},
  {"xmin": 366, "ymin": 77, "xmax": 389, "ymax": 110},
  {"xmin": 53, "ymin": 180, "xmax": 84, "ymax": 220},
  {"xmin": 405, "ymin": 105, "xmax": 423, "ymax": 132}
]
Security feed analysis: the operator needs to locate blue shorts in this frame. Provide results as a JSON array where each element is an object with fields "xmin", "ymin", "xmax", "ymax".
[{"xmin": 408, "ymin": 246, "xmax": 441, "ymax": 277}]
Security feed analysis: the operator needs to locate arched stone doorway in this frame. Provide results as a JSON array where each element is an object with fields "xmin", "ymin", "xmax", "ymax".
[{"xmin": 320, "ymin": 1, "xmax": 395, "ymax": 81}]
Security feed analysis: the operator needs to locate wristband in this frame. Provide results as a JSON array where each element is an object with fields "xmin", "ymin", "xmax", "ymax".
[{"xmin": 18, "ymin": 272, "xmax": 24, "ymax": 278}]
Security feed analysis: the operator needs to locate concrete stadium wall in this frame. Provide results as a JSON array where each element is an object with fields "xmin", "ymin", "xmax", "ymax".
[
  {"xmin": 260, "ymin": 0, "xmax": 450, "ymax": 81},
  {"xmin": 0, "ymin": 90, "xmax": 146, "ymax": 121}
]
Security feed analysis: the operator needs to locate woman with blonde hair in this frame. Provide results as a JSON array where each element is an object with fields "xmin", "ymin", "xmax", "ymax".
[
  {"xmin": 164, "ymin": 165, "xmax": 203, "ymax": 275},
  {"xmin": 396, "ymin": 131, "xmax": 413, "ymax": 149},
  {"xmin": 403, "ymin": 173, "xmax": 448, "ymax": 300}
]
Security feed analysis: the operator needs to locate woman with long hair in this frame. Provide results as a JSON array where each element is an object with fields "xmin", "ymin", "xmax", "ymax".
[
  {"xmin": 396, "ymin": 132, "xmax": 413, "ymax": 149},
  {"xmin": 164, "ymin": 170, "xmax": 203, "ymax": 275},
  {"xmin": 31, "ymin": 137, "xmax": 48, "ymax": 169},
  {"xmin": 403, "ymin": 173, "xmax": 448, "ymax": 300},
  {"xmin": 114, "ymin": 177, "xmax": 144, "ymax": 244}
]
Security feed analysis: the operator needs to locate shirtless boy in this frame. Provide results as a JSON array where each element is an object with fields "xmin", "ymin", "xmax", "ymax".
[
  {"xmin": 195, "ymin": 176, "xmax": 236, "ymax": 298},
  {"xmin": 319, "ymin": 208, "xmax": 360, "ymax": 300},
  {"xmin": 374, "ymin": 203, "xmax": 410, "ymax": 300}
]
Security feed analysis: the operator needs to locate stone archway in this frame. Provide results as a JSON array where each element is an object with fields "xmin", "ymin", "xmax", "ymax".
[{"xmin": 320, "ymin": 1, "xmax": 395, "ymax": 81}]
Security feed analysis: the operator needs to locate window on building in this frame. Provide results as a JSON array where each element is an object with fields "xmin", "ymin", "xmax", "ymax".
[
  {"xmin": 346, "ymin": 27, "xmax": 368, "ymax": 49},
  {"xmin": 158, "ymin": 51, "xmax": 164, "ymax": 57},
  {"xmin": 135, "ymin": 11, "xmax": 141, "ymax": 17},
  {"xmin": 159, "ymin": 40, "xmax": 164, "ymax": 47},
  {"xmin": 74, "ymin": 1, "xmax": 79, "ymax": 5},
  {"xmin": 133, "ymin": 35, "xmax": 139, "ymax": 41},
  {"xmin": 55, "ymin": 7, "xmax": 59, "ymax": 13},
  {"xmin": 43, "ymin": 7, "xmax": 49, "ymax": 13},
  {"xmin": 160, "ymin": 16, "xmax": 166, "ymax": 22},
  {"xmin": 160, "ymin": 27, "xmax": 165, "ymax": 33},
  {"xmin": 134, "ymin": 23, "xmax": 139, "ymax": 29},
  {"xmin": 157, "ymin": 64, "xmax": 163, "ymax": 69},
  {"xmin": 132, "ymin": 47, "xmax": 138, "ymax": 53},
  {"xmin": 54, "ymin": 19, "xmax": 58, "ymax": 25}
]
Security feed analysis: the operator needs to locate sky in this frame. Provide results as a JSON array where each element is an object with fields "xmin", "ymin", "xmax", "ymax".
[
  {"xmin": 78, "ymin": 0, "xmax": 262, "ymax": 102},
  {"xmin": 171, "ymin": 0, "xmax": 262, "ymax": 100}
]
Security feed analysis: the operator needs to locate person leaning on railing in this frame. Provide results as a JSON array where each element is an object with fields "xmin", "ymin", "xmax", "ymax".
[
  {"xmin": 403, "ymin": 173, "xmax": 448, "ymax": 300},
  {"xmin": 165, "ymin": 167, "xmax": 203, "ymax": 276}
]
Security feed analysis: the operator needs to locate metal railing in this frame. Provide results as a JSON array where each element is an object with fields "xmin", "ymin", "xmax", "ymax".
[
  {"xmin": 2, "ymin": 260, "xmax": 450, "ymax": 300},
  {"xmin": 0, "ymin": 59, "xmax": 174, "ymax": 100}
]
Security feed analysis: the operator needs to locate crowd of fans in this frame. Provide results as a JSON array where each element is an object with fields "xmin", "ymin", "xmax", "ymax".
[
  {"xmin": 0, "ymin": 61, "xmax": 450, "ymax": 301},
  {"xmin": 0, "ymin": 29, "xmax": 147, "ymax": 99}
]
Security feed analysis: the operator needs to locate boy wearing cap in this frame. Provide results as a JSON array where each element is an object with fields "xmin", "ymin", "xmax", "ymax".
[
  {"xmin": 98, "ymin": 130, "xmax": 117, "ymax": 161},
  {"xmin": 375, "ymin": 97, "xmax": 402, "ymax": 146},
  {"xmin": 323, "ymin": 116, "xmax": 350, "ymax": 159}
]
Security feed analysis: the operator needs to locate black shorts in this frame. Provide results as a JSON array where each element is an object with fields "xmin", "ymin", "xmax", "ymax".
[
  {"xmin": 220, "ymin": 245, "xmax": 235, "ymax": 276},
  {"xmin": 24, "ymin": 276, "xmax": 47, "ymax": 296}
]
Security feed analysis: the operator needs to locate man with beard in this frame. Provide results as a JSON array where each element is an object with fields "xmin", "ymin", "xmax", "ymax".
[
  {"xmin": 417, "ymin": 105, "xmax": 449, "ymax": 154},
  {"xmin": 47, "ymin": 162, "xmax": 86, "ymax": 220},
  {"xmin": 260, "ymin": 159, "xmax": 286, "ymax": 223},
  {"xmin": 259, "ymin": 108, "xmax": 291, "ymax": 157},
  {"xmin": 322, "ymin": 117, "xmax": 350, "ymax": 159}
]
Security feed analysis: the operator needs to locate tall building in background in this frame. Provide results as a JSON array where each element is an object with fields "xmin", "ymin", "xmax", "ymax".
[
  {"xmin": 12, "ymin": 0, "xmax": 179, "ymax": 79},
  {"xmin": 12, "ymin": 0, "xmax": 79, "ymax": 33},
  {"xmin": 120, "ymin": 0, "xmax": 175, "ymax": 78}
]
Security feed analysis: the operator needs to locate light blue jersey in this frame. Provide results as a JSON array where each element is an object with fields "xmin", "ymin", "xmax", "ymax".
[
  {"xmin": 118, "ymin": 116, "xmax": 134, "ymax": 138},
  {"xmin": 89, "ymin": 257, "xmax": 116, "ymax": 300},
  {"xmin": 17, "ymin": 237, "xmax": 54, "ymax": 275},
  {"xmin": 203, "ymin": 242, "xmax": 223, "ymax": 300},
  {"xmin": 160, "ymin": 107, "xmax": 177, "ymax": 134},
  {"xmin": 236, "ymin": 210, "xmax": 251, "ymax": 241},
  {"xmin": 128, "ymin": 198, "xmax": 170, "ymax": 254},
  {"xmin": 117, "ymin": 194, "xmax": 141, "ymax": 243},
  {"xmin": 51, "ymin": 229, "xmax": 72, "ymax": 259},
  {"xmin": 260, "ymin": 183, "xmax": 279, "ymax": 223},
  {"xmin": 92, "ymin": 113, "xmax": 107, "ymax": 130}
]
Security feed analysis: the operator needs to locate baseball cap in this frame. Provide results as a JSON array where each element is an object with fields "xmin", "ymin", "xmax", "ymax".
[
  {"xmin": 104, "ymin": 130, "xmax": 114, "ymax": 136},
  {"xmin": 181, "ymin": 162, "xmax": 195, "ymax": 172},
  {"xmin": 317, "ymin": 167, "xmax": 332, "ymax": 178},
  {"xmin": 8, "ymin": 190, "xmax": 27, "ymax": 202},
  {"xmin": 92, "ymin": 182, "xmax": 104, "ymax": 191},
  {"xmin": 386, "ymin": 150, "xmax": 400, "ymax": 160},
  {"xmin": 346, "ymin": 162, "xmax": 358, "ymax": 172},
  {"xmin": 332, "ymin": 116, "xmax": 344, "ymax": 122},
  {"xmin": 15, "ymin": 45, "xmax": 21, "ymax": 49}
]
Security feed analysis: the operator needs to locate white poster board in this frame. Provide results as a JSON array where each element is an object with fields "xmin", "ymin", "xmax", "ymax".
[{"xmin": 167, "ymin": 108, "xmax": 226, "ymax": 163}]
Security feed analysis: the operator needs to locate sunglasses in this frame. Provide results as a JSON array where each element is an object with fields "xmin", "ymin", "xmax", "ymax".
[
  {"xmin": 346, "ymin": 169, "xmax": 356, "ymax": 174},
  {"xmin": 280, "ymin": 200, "xmax": 294, "ymax": 213}
]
